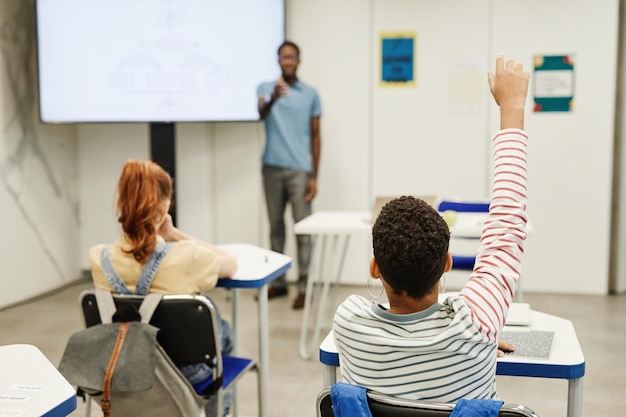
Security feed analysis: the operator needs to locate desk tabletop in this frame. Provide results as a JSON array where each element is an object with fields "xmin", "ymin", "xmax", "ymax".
[
  {"xmin": 320, "ymin": 309, "xmax": 585, "ymax": 380},
  {"xmin": 497, "ymin": 310, "xmax": 585, "ymax": 379},
  {"xmin": 0, "ymin": 344, "xmax": 77, "ymax": 417},
  {"xmin": 216, "ymin": 243, "xmax": 292, "ymax": 289},
  {"xmin": 294, "ymin": 210, "xmax": 492, "ymax": 239},
  {"xmin": 294, "ymin": 211, "xmax": 372, "ymax": 235}
]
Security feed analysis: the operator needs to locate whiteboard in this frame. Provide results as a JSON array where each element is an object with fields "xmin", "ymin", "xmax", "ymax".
[{"xmin": 36, "ymin": 0, "xmax": 284, "ymax": 123}]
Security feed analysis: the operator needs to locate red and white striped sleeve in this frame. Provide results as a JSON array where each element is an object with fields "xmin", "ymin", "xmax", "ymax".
[{"xmin": 459, "ymin": 128, "xmax": 529, "ymax": 342}]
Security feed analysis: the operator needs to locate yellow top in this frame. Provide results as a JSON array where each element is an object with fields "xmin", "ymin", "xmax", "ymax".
[{"xmin": 89, "ymin": 235, "xmax": 220, "ymax": 295}]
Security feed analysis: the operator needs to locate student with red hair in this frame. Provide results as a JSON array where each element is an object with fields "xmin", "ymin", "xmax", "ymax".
[{"xmin": 89, "ymin": 159, "xmax": 237, "ymax": 416}]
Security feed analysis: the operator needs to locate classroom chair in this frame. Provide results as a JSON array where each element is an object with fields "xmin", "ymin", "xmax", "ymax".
[
  {"xmin": 438, "ymin": 198, "xmax": 524, "ymax": 301},
  {"xmin": 438, "ymin": 199, "xmax": 488, "ymax": 275},
  {"xmin": 317, "ymin": 385, "xmax": 539, "ymax": 417},
  {"xmin": 77, "ymin": 289, "xmax": 257, "ymax": 417}
]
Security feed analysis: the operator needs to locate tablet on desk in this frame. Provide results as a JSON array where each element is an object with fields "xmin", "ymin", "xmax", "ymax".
[{"xmin": 505, "ymin": 303, "xmax": 532, "ymax": 326}]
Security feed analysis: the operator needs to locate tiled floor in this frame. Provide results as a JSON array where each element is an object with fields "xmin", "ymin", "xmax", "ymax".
[{"xmin": 1, "ymin": 279, "xmax": 625, "ymax": 417}]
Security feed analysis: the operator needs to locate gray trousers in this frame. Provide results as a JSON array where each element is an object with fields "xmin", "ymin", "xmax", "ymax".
[{"xmin": 262, "ymin": 165, "xmax": 312, "ymax": 293}]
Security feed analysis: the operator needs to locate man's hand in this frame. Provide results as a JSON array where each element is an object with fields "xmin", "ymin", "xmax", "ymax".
[
  {"xmin": 274, "ymin": 76, "xmax": 289, "ymax": 99},
  {"xmin": 304, "ymin": 177, "xmax": 317, "ymax": 202}
]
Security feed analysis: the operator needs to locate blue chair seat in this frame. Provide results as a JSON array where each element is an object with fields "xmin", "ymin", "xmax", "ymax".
[{"xmin": 193, "ymin": 355, "xmax": 256, "ymax": 395}]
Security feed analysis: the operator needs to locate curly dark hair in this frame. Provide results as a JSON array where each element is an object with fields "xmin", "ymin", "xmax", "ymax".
[{"xmin": 372, "ymin": 196, "xmax": 450, "ymax": 299}]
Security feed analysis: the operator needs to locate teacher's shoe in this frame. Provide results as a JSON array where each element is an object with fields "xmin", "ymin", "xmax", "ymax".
[
  {"xmin": 267, "ymin": 286, "xmax": 288, "ymax": 299},
  {"xmin": 254, "ymin": 286, "xmax": 288, "ymax": 302},
  {"xmin": 292, "ymin": 292, "xmax": 306, "ymax": 310}
]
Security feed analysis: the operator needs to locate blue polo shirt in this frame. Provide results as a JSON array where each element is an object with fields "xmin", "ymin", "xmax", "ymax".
[{"xmin": 257, "ymin": 80, "xmax": 321, "ymax": 173}]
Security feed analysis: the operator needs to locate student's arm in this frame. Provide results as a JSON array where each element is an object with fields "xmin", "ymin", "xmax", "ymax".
[
  {"xmin": 158, "ymin": 215, "xmax": 238, "ymax": 278},
  {"xmin": 305, "ymin": 116, "xmax": 321, "ymax": 202},
  {"xmin": 488, "ymin": 55, "xmax": 529, "ymax": 130},
  {"xmin": 459, "ymin": 55, "xmax": 530, "ymax": 342}
]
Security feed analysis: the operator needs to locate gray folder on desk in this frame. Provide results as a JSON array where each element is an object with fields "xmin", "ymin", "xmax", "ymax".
[{"xmin": 501, "ymin": 330, "xmax": 555, "ymax": 359}]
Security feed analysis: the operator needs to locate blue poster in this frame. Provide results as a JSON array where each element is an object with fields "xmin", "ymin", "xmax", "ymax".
[
  {"xmin": 533, "ymin": 55, "xmax": 574, "ymax": 112},
  {"xmin": 380, "ymin": 32, "xmax": 416, "ymax": 86}
]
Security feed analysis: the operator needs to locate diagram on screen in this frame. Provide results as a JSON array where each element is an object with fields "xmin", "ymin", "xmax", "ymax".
[{"xmin": 107, "ymin": 0, "xmax": 229, "ymax": 119}]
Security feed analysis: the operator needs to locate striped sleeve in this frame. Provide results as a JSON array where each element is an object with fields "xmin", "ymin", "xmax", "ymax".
[{"xmin": 459, "ymin": 128, "xmax": 528, "ymax": 342}]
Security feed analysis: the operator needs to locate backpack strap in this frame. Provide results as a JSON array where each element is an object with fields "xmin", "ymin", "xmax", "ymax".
[
  {"xmin": 138, "ymin": 293, "xmax": 163, "ymax": 323},
  {"xmin": 95, "ymin": 288, "xmax": 163, "ymax": 324},
  {"xmin": 100, "ymin": 241, "xmax": 173, "ymax": 295},
  {"xmin": 95, "ymin": 289, "xmax": 118, "ymax": 324},
  {"xmin": 101, "ymin": 322, "xmax": 130, "ymax": 417}
]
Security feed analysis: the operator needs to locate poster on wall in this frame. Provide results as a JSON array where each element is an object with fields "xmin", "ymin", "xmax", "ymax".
[
  {"xmin": 533, "ymin": 55, "xmax": 574, "ymax": 112},
  {"xmin": 380, "ymin": 31, "xmax": 416, "ymax": 87}
]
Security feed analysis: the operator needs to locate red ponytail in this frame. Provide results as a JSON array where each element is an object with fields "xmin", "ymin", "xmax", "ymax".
[{"xmin": 116, "ymin": 160, "xmax": 172, "ymax": 263}]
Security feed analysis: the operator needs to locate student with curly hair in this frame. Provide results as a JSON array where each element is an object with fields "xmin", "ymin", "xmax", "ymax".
[
  {"xmin": 89, "ymin": 159, "xmax": 237, "ymax": 416},
  {"xmin": 333, "ymin": 54, "xmax": 530, "ymax": 402}
]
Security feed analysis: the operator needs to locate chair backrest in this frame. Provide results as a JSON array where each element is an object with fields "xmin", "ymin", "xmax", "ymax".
[
  {"xmin": 80, "ymin": 290, "xmax": 220, "ymax": 370},
  {"xmin": 317, "ymin": 387, "xmax": 539, "ymax": 417},
  {"xmin": 437, "ymin": 200, "xmax": 490, "ymax": 213},
  {"xmin": 437, "ymin": 199, "xmax": 490, "ymax": 272}
]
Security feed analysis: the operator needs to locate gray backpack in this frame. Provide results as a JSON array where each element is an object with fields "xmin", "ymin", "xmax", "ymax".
[{"xmin": 59, "ymin": 289, "xmax": 207, "ymax": 417}]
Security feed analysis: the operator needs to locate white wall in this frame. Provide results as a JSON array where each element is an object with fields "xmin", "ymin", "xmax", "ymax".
[
  {"xmin": 490, "ymin": 0, "xmax": 618, "ymax": 294},
  {"xmin": 613, "ymin": 1, "xmax": 626, "ymax": 294},
  {"xmin": 0, "ymin": 0, "xmax": 81, "ymax": 309},
  {"xmin": 70, "ymin": 0, "xmax": 619, "ymax": 296},
  {"xmin": 2, "ymin": 0, "xmax": 618, "ymax": 310}
]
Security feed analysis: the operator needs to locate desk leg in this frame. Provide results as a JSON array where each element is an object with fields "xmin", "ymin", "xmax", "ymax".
[
  {"xmin": 323, "ymin": 364, "xmax": 338, "ymax": 388},
  {"xmin": 231, "ymin": 289, "xmax": 240, "ymax": 417},
  {"xmin": 299, "ymin": 234, "xmax": 351, "ymax": 360},
  {"xmin": 232, "ymin": 289, "xmax": 240, "ymax": 353},
  {"xmin": 567, "ymin": 377, "xmax": 583, "ymax": 417},
  {"xmin": 299, "ymin": 235, "xmax": 326, "ymax": 359},
  {"xmin": 258, "ymin": 284, "xmax": 269, "ymax": 417},
  {"xmin": 309, "ymin": 235, "xmax": 350, "ymax": 358}
]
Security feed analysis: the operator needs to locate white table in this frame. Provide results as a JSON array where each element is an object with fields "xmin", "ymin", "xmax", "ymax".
[
  {"xmin": 216, "ymin": 243, "xmax": 292, "ymax": 417},
  {"xmin": 319, "ymin": 309, "xmax": 585, "ymax": 417},
  {"xmin": 0, "ymin": 344, "xmax": 77, "ymax": 417},
  {"xmin": 293, "ymin": 211, "xmax": 371, "ymax": 359},
  {"xmin": 294, "ymin": 210, "xmax": 495, "ymax": 360}
]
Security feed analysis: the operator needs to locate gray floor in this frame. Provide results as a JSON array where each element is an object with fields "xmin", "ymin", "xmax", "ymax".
[{"xmin": 1, "ymin": 279, "xmax": 625, "ymax": 417}]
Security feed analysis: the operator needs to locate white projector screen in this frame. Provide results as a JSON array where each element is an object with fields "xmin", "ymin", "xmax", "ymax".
[{"xmin": 36, "ymin": 0, "xmax": 284, "ymax": 123}]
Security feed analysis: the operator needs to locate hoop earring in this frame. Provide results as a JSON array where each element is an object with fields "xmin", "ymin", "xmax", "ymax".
[
  {"xmin": 439, "ymin": 274, "xmax": 446, "ymax": 294},
  {"xmin": 367, "ymin": 278, "xmax": 384, "ymax": 299}
]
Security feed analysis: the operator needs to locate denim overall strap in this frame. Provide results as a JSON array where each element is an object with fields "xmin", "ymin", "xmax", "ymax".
[
  {"xmin": 100, "ymin": 241, "xmax": 173, "ymax": 295},
  {"xmin": 134, "ymin": 241, "xmax": 173, "ymax": 295},
  {"xmin": 100, "ymin": 246, "xmax": 131, "ymax": 294}
]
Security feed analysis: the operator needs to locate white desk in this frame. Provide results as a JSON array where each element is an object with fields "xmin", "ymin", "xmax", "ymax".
[
  {"xmin": 293, "ymin": 211, "xmax": 371, "ymax": 360},
  {"xmin": 319, "ymin": 310, "xmax": 585, "ymax": 417},
  {"xmin": 293, "ymin": 210, "xmax": 494, "ymax": 360},
  {"xmin": 216, "ymin": 243, "xmax": 292, "ymax": 417},
  {"xmin": 0, "ymin": 344, "xmax": 77, "ymax": 417}
]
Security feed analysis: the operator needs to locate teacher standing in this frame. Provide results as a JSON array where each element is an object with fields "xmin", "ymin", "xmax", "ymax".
[{"xmin": 257, "ymin": 40, "xmax": 322, "ymax": 310}]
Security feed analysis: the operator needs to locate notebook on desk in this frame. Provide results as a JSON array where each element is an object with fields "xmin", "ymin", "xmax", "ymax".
[
  {"xmin": 369, "ymin": 195, "xmax": 438, "ymax": 224},
  {"xmin": 505, "ymin": 302, "xmax": 532, "ymax": 326}
]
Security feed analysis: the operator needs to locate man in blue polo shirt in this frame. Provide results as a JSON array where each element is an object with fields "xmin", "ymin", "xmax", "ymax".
[{"xmin": 257, "ymin": 40, "xmax": 322, "ymax": 309}]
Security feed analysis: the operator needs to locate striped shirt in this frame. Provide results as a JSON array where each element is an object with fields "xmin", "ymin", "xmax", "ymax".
[{"xmin": 333, "ymin": 128, "xmax": 528, "ymax": 402}]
